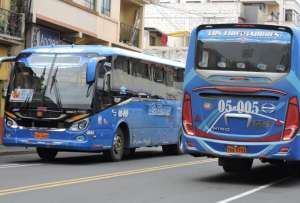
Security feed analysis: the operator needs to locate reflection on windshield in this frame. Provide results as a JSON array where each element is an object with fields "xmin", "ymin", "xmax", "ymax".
[
  {"xmin": 9, "ymin": 54, "xmax": 94, "ymax": 110},
  {"xmin": 197, "ymin": 41, "xmax": 291, "ymax": 73}
]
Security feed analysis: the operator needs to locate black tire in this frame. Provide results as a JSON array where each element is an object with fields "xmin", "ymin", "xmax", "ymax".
[
  {"xmin": 36, "ymin": 148, "xmax": 58, "ymax": 161},
  {"xmin": 219, "ymin": 157, "xmax": 253, "ymax": 173},
  {"xmin": 162, "ymin": 135, "xmax": 183, "ymax": 155},
  {"xmin": 103, "ymin": 128, "xmax": 125, "ymax": 162},
  {"xmin": 264, "ymin": 159, "xmax": 286, "ymax": 167},
  {"xmin": 124, "ymin": 148, "xmax": 136, "ymax": 157}
]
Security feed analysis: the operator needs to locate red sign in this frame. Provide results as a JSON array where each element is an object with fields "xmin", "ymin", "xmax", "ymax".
[{"xmin": 161, "ymin": 34, "xmax": 168, "ymax": 46}]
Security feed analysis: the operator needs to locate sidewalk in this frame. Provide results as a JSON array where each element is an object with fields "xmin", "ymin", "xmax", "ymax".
[{"xmin": 0, "ymin": 145, "xmax": 35, "ymax": 156}]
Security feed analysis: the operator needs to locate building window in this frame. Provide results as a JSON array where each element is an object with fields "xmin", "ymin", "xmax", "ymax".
[
  {"xmin": 285, "ymin": 9, "xmax": 293, "ymax": 22},
  {"xmin": 150, "ymin": 36, "xmax": 156, "ymax": 46},
  {"xmin": 73, "ymin": 0, "xmax": 96, "ymax": 10},
  {"xmin": 101, "ymin": 0, "xmax": 111, "ymax": 16}
]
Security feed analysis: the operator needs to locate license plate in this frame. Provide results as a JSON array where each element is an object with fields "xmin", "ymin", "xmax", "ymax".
[
  {"xmin": 226, "ymin": 145, "xmax": 247, "ymax": 153},
  {"xmin": 34, "ymin": 132, "xmax": 49, "ymax": 139}
]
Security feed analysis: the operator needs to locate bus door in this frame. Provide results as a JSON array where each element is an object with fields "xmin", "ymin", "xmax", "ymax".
[{"xmin": 149, "ymin": 65, "xmax": 177, "ymax": 145}]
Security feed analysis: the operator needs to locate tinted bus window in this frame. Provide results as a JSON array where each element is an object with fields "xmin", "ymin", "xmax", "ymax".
[
  {"xmin": 132, "ymin": 61, "xmax": 150, "ymax": 79},
  {"xmin": 153, "ymin": 66, "xmax": 164, "ymax": 83},
  {"xmin": 197, "ymin": 28, "xmax": 291, "ymax": 73},
  {"xmin": 175, "ymin": 69, "xmax": 184, "ymax": 83},
  {"xmin": 165, "ymin": 67, "xmax": 174, "ymax": 87},
  {"xmin": 115, "ymin": 56, "xmax": 129, "ymax": 74}
]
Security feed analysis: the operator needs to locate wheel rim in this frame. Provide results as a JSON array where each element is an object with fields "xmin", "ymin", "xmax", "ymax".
[{"xmin": 113, "ymin": 134, "xmax": 123, "ymax": 155}]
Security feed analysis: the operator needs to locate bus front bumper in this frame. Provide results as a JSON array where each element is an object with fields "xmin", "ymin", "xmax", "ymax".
[
  {"xmin": 182, "ymin": 134, "xmax": 300, "ymax": 161},
  {"xmin": 2, "ymin": 127, "xmax": 114, "ymax": 152}
]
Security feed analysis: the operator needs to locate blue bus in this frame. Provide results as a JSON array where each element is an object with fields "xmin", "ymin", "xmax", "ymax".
[
  {"xmin": 2, "ymin": 45, "xmax": 184, "ymax": 161},
  {"xmin": 183, "ymin": 24, "xmax": 300, "ymax": 172}
]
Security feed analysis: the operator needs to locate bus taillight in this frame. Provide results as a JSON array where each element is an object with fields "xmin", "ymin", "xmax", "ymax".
[
  {"xmin": 282, "ymin": 97, "xmax": 299, "ymax": 141},
  {"xmin": 183, "ymin": 92, "xmax": 194, "ymax": 135}
]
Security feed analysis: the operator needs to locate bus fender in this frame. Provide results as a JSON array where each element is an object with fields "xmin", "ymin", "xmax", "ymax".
[{"xmin": 113, "ymin": 120, "xmax": 130, "ymax": 148}]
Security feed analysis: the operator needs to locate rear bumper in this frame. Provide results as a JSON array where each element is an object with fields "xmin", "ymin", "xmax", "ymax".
[
  {"xmin": 2, "ymin": 127, "xmax": 114, "ymax": 152},
  {"xmin": 183, "ymin": 133, "xmax": 300, "ymax": 161}
]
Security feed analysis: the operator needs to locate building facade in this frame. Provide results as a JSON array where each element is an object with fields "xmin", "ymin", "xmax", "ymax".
[
  {"xmin": 144, "ymin": 0, "xmax": 300, "ymax": 61},
  {"xmin": 27, "ymin": 0, "xmax": 154, "ymax": 52},
  {"xmin": 0, "ymin": 0, "xmax": 26, "ymax": 137}
]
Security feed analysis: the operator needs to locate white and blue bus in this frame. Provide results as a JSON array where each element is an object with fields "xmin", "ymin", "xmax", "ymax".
[
  {"xmin": 2, "ymin": 45, "xmax": 184, "ymax": 161},
  {"xmin": 183, "ymin": 24, "xmax": 300, "ymax": 173}
]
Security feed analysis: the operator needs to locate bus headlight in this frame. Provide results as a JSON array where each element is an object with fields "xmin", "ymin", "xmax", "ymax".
[
  {"xmin": 5, "ymin": 117, "xmax": 18, "ymax": 129},
  {"xmin": 69, "ymin": 118, "xmax": 89, "ymax": 131}
]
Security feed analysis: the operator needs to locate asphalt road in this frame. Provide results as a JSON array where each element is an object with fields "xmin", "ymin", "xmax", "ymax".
[{"xmin": 0, "ymin": 148, "xmax": 299, "ymax": 203}]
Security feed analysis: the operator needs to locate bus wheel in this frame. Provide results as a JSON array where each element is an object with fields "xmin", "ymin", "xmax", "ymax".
[
  {"xmin": 219, "ymin": 157, "xmax": 253, "ymax": 173},
  {"xmin": 162, "ymin": 135, "xmax": 184, "ymax": 155},
  {"xmin": 36, "ymin": 148, "xmax": 58, "ymax": 161},
  {"xmin": 124, "ymin": 148, "xmax": 136, "ymax": 157},
  {"xmin": 103, "ymin": 128, "xmax": 125, "ymax": 162}
]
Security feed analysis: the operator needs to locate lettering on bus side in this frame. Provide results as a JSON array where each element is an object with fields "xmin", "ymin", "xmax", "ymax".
[
  {"xmin": 118, "ymin": 109, "xmax": 129, "ymax": 118},
  {"xmin": 148, "ymin": 103, "xmax": 172, "ymax": 116}
]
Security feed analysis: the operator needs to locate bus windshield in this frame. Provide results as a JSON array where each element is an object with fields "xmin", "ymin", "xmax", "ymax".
[
  {"xmin": 8, "ymin": 53, "xmax": 96, "ymax": 110},
  {"xmin": 197, "ymin": 28, "xmax": 291, "ymax": 73}
]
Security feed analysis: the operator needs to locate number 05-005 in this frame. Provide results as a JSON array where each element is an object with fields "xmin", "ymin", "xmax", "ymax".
[{"xmin": 218, "ymin": 100, "xmax": 259, "ymax": 114}]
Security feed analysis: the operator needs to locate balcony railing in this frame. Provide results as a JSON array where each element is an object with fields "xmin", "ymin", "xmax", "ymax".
[
  {"xmin": 73, "ymin": 0, "xmax": 96, "ymax": 10},
  {"xmin": 120, "ymin": 22, "xmax": 140, "ymax": 48},
  {"xmin": 0, "ymin": 8, "xmax": 24, "ymax": 39}
]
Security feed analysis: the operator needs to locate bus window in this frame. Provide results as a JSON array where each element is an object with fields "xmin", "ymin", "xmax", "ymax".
[
  {"xmin": 131, "ymin": 60, "xmax": 150, "ymax": 79},
  {"xmin": 96, "ymin": 58, "xmax": 111, "ymax": 89},
  {"xmin": 165, "ymin": 66, "xmax": 174, "ymax": 87},
  {"xmin": 153, "ymin": 66, "xmax": 164, "ymax": 83},
  {"xmin": 174, "ymin": 68, "xmax": 184, "ymax": 91},
  {"xmin": 175, "ymin": 68, "xmax": 184, "ymax": 83},
  {"xmin": 115, "ymin": 56, "xmax": 129, "ymax": 74},
  {"xmin": 96, "ymin": 58, "xmax": 113, "ymax": 110},
  {"xmin": 197, "ymin": 38, "xmax": 291, "ymax": 73}
]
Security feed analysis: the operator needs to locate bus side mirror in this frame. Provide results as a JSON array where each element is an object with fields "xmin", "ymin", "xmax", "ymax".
[
  {"xmin": 2, "ymin": 83, "xmax": 8, "ymax": 98},
  {"xmin": 87, "ymin": 57, "xmax": 106, "ymax": 84},
  {"xmin": 103, "ymin": 71, "xmax": 111, "ymax": 92}
]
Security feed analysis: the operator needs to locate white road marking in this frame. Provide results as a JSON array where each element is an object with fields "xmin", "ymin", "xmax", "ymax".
[
  {"xmin": 216, "ymin": 176, "xmax": 291, "ymax": 203},
  {"xmin": 0, "ymin": 163, "xmax": 42, "ymax": 169}
]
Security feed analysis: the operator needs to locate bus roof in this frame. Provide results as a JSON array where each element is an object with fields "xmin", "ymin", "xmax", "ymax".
[
  {"xmin": 195, "ymin": 23, "xmax": 293, "ymax": 32},
  {"xmin": 21, "ymin": 45, "xmax": 185, "ymax": 69}
]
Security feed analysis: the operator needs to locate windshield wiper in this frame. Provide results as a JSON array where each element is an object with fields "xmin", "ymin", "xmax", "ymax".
[
  {"xmin": 40, "ymin": 66, "xmax": 46, "ymax": 81},
  {"xmin": 50, "ymin": 67, "xmax": 62, "ymax": 111},
  {"xmin": 40, "ymin": 55, "xmax": 62, "ymax": 111},
  {"xmin": 19, "ymin": 66, "xmax": 48, "ymax": 110},
  {"xmin": 42, "ymin": 55, "xmax": 57, "ymax": 103},
  {"xmin": 20, "ymin": 93, "xmax": 32, "ymax": 110}
]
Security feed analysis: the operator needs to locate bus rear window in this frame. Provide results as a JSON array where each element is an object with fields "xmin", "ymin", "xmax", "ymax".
[{"xmin": 196, "ymin": 28, "xmax": 291, "ymax": 73}]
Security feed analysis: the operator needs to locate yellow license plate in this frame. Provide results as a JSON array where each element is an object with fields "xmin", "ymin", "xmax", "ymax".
[
  {"xmin": 226, "ymin": 145, "xmax": 247, "ymax": 153},
  {"xmin": 34, "ymin": 132, "xmax": 49, "ymax": 139}
]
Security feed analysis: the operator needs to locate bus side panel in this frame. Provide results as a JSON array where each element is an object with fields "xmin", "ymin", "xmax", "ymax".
[
  {"xmin": 93, "ymin": 109, "xmax": 116, "ymax": 150},
  {"xmin": 112, "ymin": 98, "xmax": 180, "ymax": 148}
]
